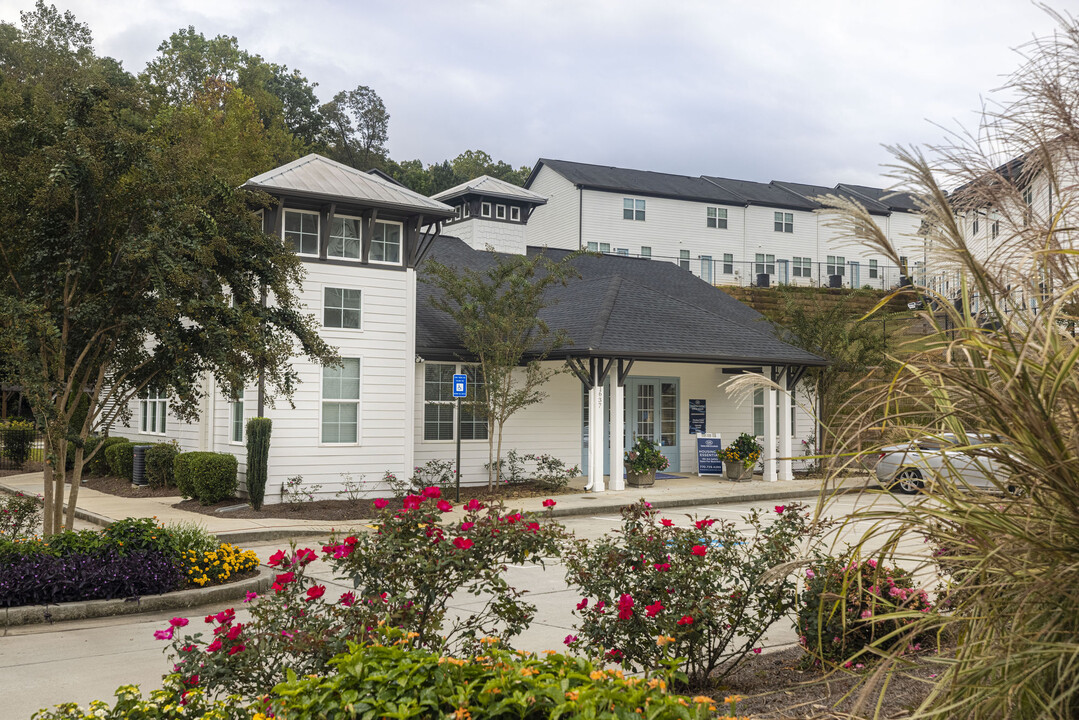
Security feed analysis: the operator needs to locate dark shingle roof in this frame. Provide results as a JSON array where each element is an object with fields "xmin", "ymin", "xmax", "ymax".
[
  {"xmin": 416, "ymin": 239, "xmax": 827, "ymax": 367},
  {"xmin": 531, "ymin": 159, "xmax": 746, "ymax": 206},
  {"xmin": 702, "ymin": 176, "xmax": 819, "ymax": 211},
  {"xmin": 773, "ymin": 180, "xmax": 892, "ymax": 215},
  {"xmin": 836, "ymin": 183, "xmax": 921, "ymax": 213}
]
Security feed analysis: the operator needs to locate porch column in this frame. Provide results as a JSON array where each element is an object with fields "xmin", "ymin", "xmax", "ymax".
[
  {"xmin": 778, "ymin": 368, "xmax": 793, "ymax": 481},
  {"xmin": 589, "ymin": 359, "xmax": 606, "ymax": 492},
  {"xmin": 610, "ymin": 360, "xmax": 626, "ymax": 491},
  {"xmin": 763, "ymin": 381, "xmax": 778, "ymax": 482}
]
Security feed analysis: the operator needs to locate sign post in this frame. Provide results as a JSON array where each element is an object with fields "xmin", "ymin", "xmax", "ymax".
[{"xmin": 452, "ymin": 374, "xmax": 467, "ymax": 502}]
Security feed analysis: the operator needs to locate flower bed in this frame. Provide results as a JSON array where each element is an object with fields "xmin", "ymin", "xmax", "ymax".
[{"xmin": 0, "ymin": 518, "xmax": 259, "ymax": 608}]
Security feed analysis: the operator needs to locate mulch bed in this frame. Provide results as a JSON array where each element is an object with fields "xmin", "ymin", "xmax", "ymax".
[
  {"xmin": 710, "ymin": 646, "xmax": 942, "ymax": 719},
  {"xmin": 80, "ymin": 473, "xmax": 181, "ymax": 498},
  {"xmin": 0, "ymin": 461, "xmax": 44, "ymax": 478},
  {"xmin": 173, "ymin": 481, "xmax": 582, "ymax": 521}
]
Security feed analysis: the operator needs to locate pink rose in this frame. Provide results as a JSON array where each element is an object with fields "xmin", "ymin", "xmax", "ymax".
[{"xmin": 374, "ymin": 498, "xmax": 389, "ymax": 509}]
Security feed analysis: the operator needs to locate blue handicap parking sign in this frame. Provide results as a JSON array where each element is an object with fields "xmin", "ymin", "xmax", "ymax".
[{"xmin": 452, "ymin": 374, "xmax": 467, "ymax": 398}]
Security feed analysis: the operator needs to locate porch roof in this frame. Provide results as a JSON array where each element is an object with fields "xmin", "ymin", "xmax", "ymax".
[{"xmin": 416, "ymin": 239, "xmax": 828, "ymax": 367}]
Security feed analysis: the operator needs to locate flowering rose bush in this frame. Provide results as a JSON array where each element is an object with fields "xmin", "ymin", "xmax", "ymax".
[
  {"xmin": 797, "ymin": 555, "xmax": 933, "ymax": 666},
  {"xmin": 565, "ymin": 500, "xmax": 821, "ymax": 685},
  {"xmin": 0, "ymin": 491, "xmax": 41, "ymax": 540}
]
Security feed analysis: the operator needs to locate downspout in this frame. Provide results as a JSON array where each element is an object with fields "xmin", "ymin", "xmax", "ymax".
[{"xmin": 578, "ymin": 186, "xmax": 583, "ymax": 250}]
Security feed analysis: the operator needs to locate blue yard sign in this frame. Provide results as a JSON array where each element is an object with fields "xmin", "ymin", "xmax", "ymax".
[{"xmin": 452, "ymin": 374, "xmax": 467, "ymax": 398}]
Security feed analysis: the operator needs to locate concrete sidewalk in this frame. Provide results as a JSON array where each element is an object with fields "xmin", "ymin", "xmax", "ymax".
[{"xmin": 0, "ymin": 471, "xmax": 866, "ymax": 542}]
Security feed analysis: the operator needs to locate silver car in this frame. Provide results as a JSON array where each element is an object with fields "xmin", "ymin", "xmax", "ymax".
[{"xmin": 874, "ymin": 434, "xmax": 1006, "ymax": 494}]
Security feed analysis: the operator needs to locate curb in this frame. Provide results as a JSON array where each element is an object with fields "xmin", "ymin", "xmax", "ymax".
[
  {"xmin": 0, "ymin": 481, "xmax": 113, "ymax": 529},
  {"xmin": 1, "ymin": 566, "xmax": 274, "ymax": 628}
]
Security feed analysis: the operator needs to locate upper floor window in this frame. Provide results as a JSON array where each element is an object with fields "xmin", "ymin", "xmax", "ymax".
[
  {"xmin": 140, "ymin": 390, "xmax": 167, "ymax": 435},
  {"xmin": 706, "ymin": 207, "xmax": 728, "ymax": 229},
  {"xmin": 463, "ymin": 203, "xmax": 471, "ymax": 218},
  {"xmin": 623, "ymin": 198, "xmax": 645, "ymax": 221},
  {"xmin": 793, "ymin": 256, "xmax": 811, "ymax": 277},
  {"xmin": 284, "ymin": 210, "xmax": 319, "ymax": 256},
  {"xmin": 678, "ymin": 249, "xmax": 690, "ymax": 271},
  {"xmin": 324, "ymin": 287, "xmax": 362, "ymax": 329},
  {"xmin": 972, "ymin": 217, "xmax": 980, "ymax": 235},
  {"xmin": 481, "ymin": 202, "xmax": 492, "ymax": 218},
  {"xmin": 827, "ymin": 255, "xmax": 846, "ymax": 276},
  {"xmin": 755, "ymin": 253, "xmax": 775, "ymax": 275},
  {"xmin": 991, "ymin": 220, "xmax": 1000, "ymax": 238},
  {"xmin": 454, "ymin": 205, "xmax": 463, "ymax": 220},
  {"xmin": 510, "ymin": 207, "xmax": 521, "ymax": 222},
  {"xmin": 869, "ymin": 259, "xmax": 879, "ymax": 279},
  {"xmin": 495, "ymin": 204, "xmax": 507, "ymax": 220},
  {"xmin": 616, "ymin": 248, "xmax": 629, "ymax": 256},
  {"xmin": 641, "ymin": 246, "xmax": 651, "ymax": 258},
  {"xmin": 328, "ymin": 217, "xmax": 361, "ymax": 260},
  {"xmin": 774, "ymin": 211, "xmax": 793, "ymax": 233},
  {"xmin": 371, "ymin": 221, "xmax": 402, "ymax": 265}
]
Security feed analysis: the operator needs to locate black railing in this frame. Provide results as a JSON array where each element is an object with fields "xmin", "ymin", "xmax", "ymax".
[{"xmin": 0, "ymin": 423, "xmax": 42, "ymax": 471}]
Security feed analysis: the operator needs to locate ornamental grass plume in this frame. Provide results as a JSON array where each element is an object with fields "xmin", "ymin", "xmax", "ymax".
[{"xmin": 809, "ymin": 9, "xmax": 1079, "ymax": 718}]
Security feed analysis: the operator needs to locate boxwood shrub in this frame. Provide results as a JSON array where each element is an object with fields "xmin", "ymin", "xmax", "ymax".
[
  {"xmin": 145, "ymin": 443, "xmax": 179, "ymax": 489},
  {"xmin": 90, "ymin": 437, "xmax": 129, "ymax": 476},
  {"xmin": 104, "ymin": 441, "xmax": 135, "ymax": 481},
  {"xmin": 174, "ymin": 451, "xmax": 237, "ymax": 504}
]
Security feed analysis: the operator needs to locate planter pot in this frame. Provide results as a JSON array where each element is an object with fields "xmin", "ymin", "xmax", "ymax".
[
  {"xmin": 626, "ymin": 465, "xmax": 656, "ymax": 488},
  {"xmin": 724, "ymin": 461, "xmax": 752, "ymax": 482}
]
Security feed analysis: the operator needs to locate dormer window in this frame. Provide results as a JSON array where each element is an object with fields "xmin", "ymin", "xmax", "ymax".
[
  {"xmin": 284, "ymin": 209, "xmax": 319, "ymax": 256},
  {"xmin": 495, "ymin": 204, "xmax": 506, "ymax": 220},
  {"xmin": 481, "ymin": 202, "xmax": 492, "ymax": 218},
  {"xmin": 510, "ymin": 207, "xmax": 521, "ymax": 222}
]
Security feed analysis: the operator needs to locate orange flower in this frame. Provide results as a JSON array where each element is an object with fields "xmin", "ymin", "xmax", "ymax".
[{"xmin": 565, "ymin": 691, "xmax": 579, "ymax": 701}]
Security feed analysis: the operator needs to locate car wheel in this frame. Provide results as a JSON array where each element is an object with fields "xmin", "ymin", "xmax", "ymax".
[{"xmin": 891, "ymin": 468, "xmax": 924, "ymax": 495}]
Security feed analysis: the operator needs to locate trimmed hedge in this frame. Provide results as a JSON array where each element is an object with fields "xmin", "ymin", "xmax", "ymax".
[
  {"xmin": 174, "ymin": 451, "xmax": 238, "ymax": 504},
  {"xmin": 145, "ymin": 443, "xmax": 179, "ymax": 489},
  {"xmin": 245, "ymin": 417, "xmax": 271, "ymax": 510},
  {"xmin": 89, "ymin": 437, "xmax": 128, "ymax": 476},
  {"xmin": 104, "ymin": 441, "xmax": 135, "ymax": 481}
]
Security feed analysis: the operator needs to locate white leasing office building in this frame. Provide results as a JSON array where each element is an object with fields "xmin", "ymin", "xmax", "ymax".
[{"xmin": 118, "ymin": 155, "xmax": 826, "ymax": 501}]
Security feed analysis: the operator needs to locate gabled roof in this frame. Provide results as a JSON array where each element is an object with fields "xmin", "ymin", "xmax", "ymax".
[
  {"xmin": 773, "ymin": 180, "xmax": 892, "ymax": 215},
  {"xmin": 245, "ymin": 154, "xmax": 454, "ymax": 218},
  {"xmin": 416, "ymin": 239, "xmax": 827, "ymax": 367},
  {"xmin": 432, "ymin": 175, "xmax": 548, "ymax": 205},
  {"xmin": 702, "ymin": 176, "xmax": 819, "ymax": 211},
  {"xmin": 531, "ymin": 159, "xmax": 747, "ymax": 205},
  {"xmin": 836, "ymin": 183, "xmax": 920, "ymax": 213}
]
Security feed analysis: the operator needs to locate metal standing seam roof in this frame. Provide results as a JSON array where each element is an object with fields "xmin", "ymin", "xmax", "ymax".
[
  {"xmin": 244, "ymin": 154, "xmax": 455, "ymax": 217},
  {"xmin": 432, "ymin": 175, "xmax": 549, "ymax": 205},
  {"xmin": 416, "ymin": 238, "xmax": 828, "ymax": 367}
]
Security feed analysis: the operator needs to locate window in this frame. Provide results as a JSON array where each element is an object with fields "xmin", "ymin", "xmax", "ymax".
[
  {"xmin": 481, "ymin": 202, "xmax": 492, "ymax": 218},
  {"xmin": 510, "ymin": 207, "xmax": 521, "ymax": 222},
  {"xmin": 322, "ymin": 358, "xmax": 360, "ymax": 444},
  {"xmin": 140, "ymin": 390, "xmax": 167, "ymax": 435},
  {"xmin": 678, "ymin": 249, "xmax": 690, "ymax": 271},
  {"xmin": 707, "ymin": 207, "xmax": 728, "ymax": 229},
  {"xmin": 753, "ymin": 387, "xmax": 764, "ymax": 438},
  {"xmin": 600, "ymin": 243, "xmax": 611, "ymax": 253},
  {"xmin": 869, "ymin": 259, "xmax": 878, "ymax": 279},
  {"xmin": 328, "ymin": 217, "xmax": 361, "ymax": 260},
  {"xmin": 723, "ymin": 253, "xmax": 734, "ymax": 274},
  {"xmin": 423, "ymin": 363, "xmax": 487, "ymax": 441},
  {"xmin": 463, "ymin": 202, "xmax": 471, "ymax": 218},
  {"xmin": 370, "ymin": 221, "xmax": 401, "ymax": 264},
  {"xmin": 586, "ymin": 242, "xmax": 598, "ymax": 252},
  {"xmin": 230, "ymin": 388, "xmax": 244, "ymax": 444},
  {"xmin": 495, "ymin": 204, "xmax": 507, "ymax": 220},
  {"xmin": 793, "ymin": 256, "xmax": 812, "ymax": 277},
  {"xmin": 616, "ymin": 248, "xmax": 629, "ymax": 256},
  {"xmin": 972, "ymin": 217, "xmax": 980, "ymax": 235},
  {"xmin": 1023, "ymin": 187, "xmax": 1034, "ymax": 225},
  {"xmin": 623, "ymin": 198, "xmax": 646, "ymax": 221},
  {"xmin": 774, "ymin": 211, "xmax": 793, "ymax": 233},
  {"xmin": 755, "ymin": 253, "xmax": 775, "ymax": 275},
  {"xmin": 284, "ymin": 210, "xmax": 319, "ymax": 256},
  {"xmin": 701, "ymin": 255, "xmax": 713, "ymax": 284},
  {"xmin": 827, "ymin": 255, "xmax": 846, "ymax": 276},
  {"xmin": 992, "ymin": 220, "xmax": 1000, "ymax": 238},
  {"xmin": 324, "ymin": 287, "xmax": 361, "ymax": 329},
  {"xmin": 455, "ymin": 205, "xmax": 463, "ymax": 220},
  {"xmin": 899, "ymin": 256, "xmax": 909, "ymax": 274},
  {"xmin": 640, "ymin": 246, "xmax": 651, "ymax": 258}
]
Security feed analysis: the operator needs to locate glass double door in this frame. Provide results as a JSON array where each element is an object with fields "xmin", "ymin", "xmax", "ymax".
[{"xmin": 582, "ymin": 377, "xmax": 680, "ymax": 475}]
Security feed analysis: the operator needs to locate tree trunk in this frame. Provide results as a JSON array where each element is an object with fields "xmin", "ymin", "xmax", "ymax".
[
  {"xmin": 65, "ymin": 445, "xmax": 84, "ymax": 531},
  {"xmin": 42, "ymin": 432, "xmax": 54, "ymax": 537},
  {"xmin": 487, "ymin": 416, "xmax": 495, "ymax": 491}
]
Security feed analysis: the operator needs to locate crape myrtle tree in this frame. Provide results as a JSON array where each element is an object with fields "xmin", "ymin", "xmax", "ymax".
[
  {"xmin": 424, "ymin": 250, "xmax": 580, "ymax": 490},
  {"xmin": 0, "ymin": 3, "xmax": 335, "ymax": 535}
]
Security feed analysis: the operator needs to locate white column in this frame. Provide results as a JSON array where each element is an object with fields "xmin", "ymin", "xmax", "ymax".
[
  {"xmin": 778, "ymin": 374, "xmax": 793, "ymax": 482},
  {"xmin": 586, "ymin": 377, "xmax": 597, "ymax": 491},
  {"xmin": 763, "ymin": 383, "xmax": 778, "ymax": 482},
  {"xmin": 589, "ymin": 364, "xmax": 606, "ymax": 493},
  {"xmin": 610, "ymin": 376, "xmax": 625, "ymax": 491}
]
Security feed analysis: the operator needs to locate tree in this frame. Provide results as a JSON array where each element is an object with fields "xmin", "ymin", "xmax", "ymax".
[
  {"xmin": 423, "ymin": 251, "xmax": 580, "ymax": 490},
  {"xmin": 321, "ymin": 85, "xmax": 389, "ymax": 169},
  {"xmin": 0, "ymin": 3, "xmax": 336, "ymax": 535}
]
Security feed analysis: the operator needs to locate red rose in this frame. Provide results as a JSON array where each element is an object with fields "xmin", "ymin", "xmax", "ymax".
[
  {"xmin": 661, "ymin": 518, "xmax": 674, "ymax": 527},
  {"xmin": 422, "ymin": 486, "xmax": 442, "ymax": 499},
  {"xmin": 646, "ymin": 601, "xmax": 664, "ymax": 617},
  {"xmin": 677, "ymin": 615, "xmax": 694, "ymax": 626},
  {"xmin": 306, "ymin": 585, "xmax": 326, "ymax": 601},
  {"xmin": 453, "ymin": 537, "xmax": 473, "ymax": 550},
  {"xmin": 542, "ymin": 499, "xmax": 556, "ymax": 508},
  {"xmin": 691, "ymin": 545, "xmax": 707, "ymax": 557},
  {"xmin": 437, "ymin": 499, "xmax": 453, "ymax": 513},
  {"xmin": 373, "ymin": 498, "xmax": 389, "ymax": 509}
]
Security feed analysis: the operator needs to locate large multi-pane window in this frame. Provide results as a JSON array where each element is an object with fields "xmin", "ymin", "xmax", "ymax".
[
  {"xmin": 423, "ymin": 363, "xmax": 487, "ymax": 441},
  {"xmin": 322, "ymin": 359, "xmax": 361, "ymax": 444},
  {"xmin": 328, "ymin": 217, "xmax": 362, "ymax": 260},
  {"xmin": 706, "ymin": 207, "xmax": 728, "ymax": 229},
  {"xmin": 230, "ymin": 389, "xmax": 244, "ymax": 444},
  {"xmin": 324, "ymin": 287, "xmax": 362, "ymax": 329},
  {"xmin": 793, "ymin": 256, "xmax": 812, "ymax": 277},
  {"xmin": 755, "ymin": 253, "xmax": 775, "ymax": 275},
  {"xmin": 371, "ymin": 221, "xmax": 402, "ymax": 264},
  {"xmin": 623, "ymin": 198, "xmax": 646, "ymax": 221},
  {"xmin": 826, "ymin": 255, "xmax": 846, "ymax": 276},
  {"xmin": 774, "ymin": 212, "xmax": 793, "ymax": 233},
  {"xmin": 284, "ymin": 210, "xmax": 319, "ymax": 256},
  {"xmin": 140, "ymin": 390, "xmax": 167, "ymax": 435}
]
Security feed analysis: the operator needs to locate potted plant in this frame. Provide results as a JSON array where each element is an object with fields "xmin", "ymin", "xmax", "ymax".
[
  {"xmin": 721, "ymin": 432, "xmax": 763, "ymax": 482},
  {"xmin": 624, "ymin": 436, "xmax": 669, "ymax": 487}
]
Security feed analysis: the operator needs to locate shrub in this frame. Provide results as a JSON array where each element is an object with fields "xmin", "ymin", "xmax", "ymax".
[
  {"xmin": 104, "ymin": 441, "xmax": 134, "ymax": 480},
  {"xmin": 0, "ymin": 419, "xmax": 36, "ymax": 469},
  {"xmin": 244, "ymin": 417, "xmax": 271, "ymax": 510},
  {"xmin": 410, "ymin": 458, "xmax": 457, "ymax": 492},
  {"xmin": 0, "ymin": 549, "xmax": 183, "ymax": 607},
  {"xmin": 101, "ymin": 517, "xmax": 176, "ymax": 557},
  {"xmin": 88, "ymin": 436, "xmax": 127, "ymax": 476},
  {"xmin": 565, "ymin": 500, "xmax": 820, "ymax": 685},
  {"xmin": 144, "ymin": 443, "xmax": 179, "ymax": 489},
  {"xmin": 0, "ymin": 492, "xmax": 41, "ymax": 540},
  {"xmin": 29, "ymin": 684, "xmax": 253, "ymax": 720},
  {"xmin": 531, "ymin": 452, "xmax": 579, "ymax": 490},
  {"xmin": 175, "ymin": 452, "xmax": 237, "ymax": 504},
  {"xmin": 798, "ymin": 555, "xmax": 933, "ymax": 667},
  {"xmin": 281, "ymin": 473, "xmax": 321, "ymax": 505},
  {"xmin": 625, "ymin": 437, "xmax": 669, "ymax": 473}
]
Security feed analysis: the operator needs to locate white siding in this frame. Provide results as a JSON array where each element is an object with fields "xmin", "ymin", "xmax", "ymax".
[
  {"xmin": 523, "ymin": 167, "xmax": 580, "ymax": 250},
  {"xmin": 450, "ymin": 217, "xmax": 529, "ymax": 255}
]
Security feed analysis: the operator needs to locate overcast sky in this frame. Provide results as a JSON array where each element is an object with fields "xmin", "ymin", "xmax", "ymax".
[{"xmin": 0, "ymin": 1, "xmax": 1065, "ymax": 187}]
